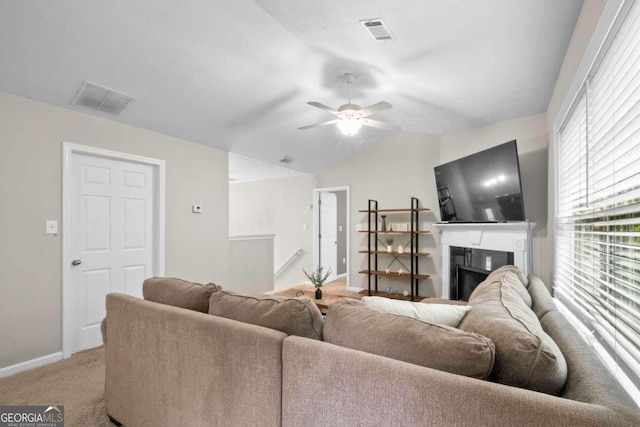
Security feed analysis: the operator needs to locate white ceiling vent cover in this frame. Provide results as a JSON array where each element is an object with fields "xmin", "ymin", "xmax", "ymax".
[
  {"xmin": 360, "ymin": 19, "xmax": 395, "ymax": 42},
  {"xmin": 71, "ymin": 81, "xmax": 134, "ymax": 115}
]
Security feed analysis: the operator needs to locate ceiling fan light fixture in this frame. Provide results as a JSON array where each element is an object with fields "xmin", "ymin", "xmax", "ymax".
[
  {"xmin": 300, "ymin": 72, "xmax": 395, "ymax": 134},
  {"xmin": 337, "ymin": 118, "xmax": 362, "ymax": 136}
]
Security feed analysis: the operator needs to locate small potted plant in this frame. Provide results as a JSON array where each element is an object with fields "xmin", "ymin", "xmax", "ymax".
[{"xmin": 303, "ymin": 265, "xmax": 333, "ymax": 299}]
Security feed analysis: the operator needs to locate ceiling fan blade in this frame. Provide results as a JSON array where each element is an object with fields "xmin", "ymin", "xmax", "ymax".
[
  {"xmin": 308, "ymin": 102, "xmax": 340, "ymax": 116},
  {"xmin": 298, "ymin": 119, "xmax": 339, "ymax": 130},
  {"xmin": 359, "ymin": 101, "xmax": 393, "ymax": 117},
  {"xmin": 362, "ymin": 118, "xmax": 399, "ymax": 131}
]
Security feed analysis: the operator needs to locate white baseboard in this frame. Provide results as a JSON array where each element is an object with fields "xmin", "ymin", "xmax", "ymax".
[
  {"xmin": 0, "ymin": 352, "xmax": 63, "ymax": 379},
  {"xmin": 263, "ymin": 290, "xmax": 276, "ymax": 295},
  {"xmin": 348, "ymin": 286, "xmax": 364, "ymax": 292}
]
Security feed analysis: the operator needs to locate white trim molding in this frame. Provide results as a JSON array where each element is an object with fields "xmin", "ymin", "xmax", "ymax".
[
  {"xmin": 0, "ymin": 352, "xmax": 63, "ymax": 379},
  {"xmin": 229, "ymin": 234, "xmax": 275, "ymax": 241},
  {"xmin": 61, "ymin": 142, "xmax": 166, "ymax": 359}
]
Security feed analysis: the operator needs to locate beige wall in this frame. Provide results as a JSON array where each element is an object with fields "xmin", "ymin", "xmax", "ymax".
[
  {"xmin": 229, "ymin": 174, "xmax": 314, "ymax": 290},
  {"xmin": 0, "ymin": 92, "xmax": 229, "ymax": 368},
  {"xmin": 228, "ymin": 237, "xmax": 274, "ymax": 294}
]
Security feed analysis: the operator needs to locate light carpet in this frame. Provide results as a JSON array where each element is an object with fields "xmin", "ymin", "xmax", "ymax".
[{"xmin": 0, "ymin": 346, "xmax": 113, "ymax": 427}]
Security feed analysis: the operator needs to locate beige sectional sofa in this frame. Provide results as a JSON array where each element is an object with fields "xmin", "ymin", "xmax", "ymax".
[{"xmin": 103, "ymin": 273, "xmax": 640, "ymax": 426}]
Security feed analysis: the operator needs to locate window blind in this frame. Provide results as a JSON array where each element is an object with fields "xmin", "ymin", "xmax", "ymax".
[{"xmin": 556, "ymin": 0, "xmax": 640, "ymax": 386}]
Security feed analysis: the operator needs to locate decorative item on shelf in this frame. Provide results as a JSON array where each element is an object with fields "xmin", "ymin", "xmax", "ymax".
[
  {"xmin": 385, "ymin": 267, "xmax": 391, "ymax": 274},
  {"xmin": 394, "ymin": 223, "xmax": 409, "ymax": 232},
  {"xmin": 303, "ymin": 265, "xmax": 333, "ymax": 300},
  {"xmin": 386, "ymin": 286, "xmax": 392, "ymax": 294},
  {"xmin": 381, "ymin": 215, "xmax": 387, "ymax": 232},
  {"xmin": 398, "ymin": 268, "xmax": 404, "ymax": 275},
  {"xmin": 386, "ymin": 236, "xmax": 394, "ymax": 253},
  {"xmin": 403, "ymin": 290, "xmax": 409, "ymax": 297},
  {"xmin": 398, "ymin": 244, "xmax": 404, "ymax": 254}
]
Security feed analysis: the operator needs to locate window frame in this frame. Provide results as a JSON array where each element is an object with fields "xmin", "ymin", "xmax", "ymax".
[{"xmin": 553, "ymin": 0, "xmax": 640, "ymax": 396}]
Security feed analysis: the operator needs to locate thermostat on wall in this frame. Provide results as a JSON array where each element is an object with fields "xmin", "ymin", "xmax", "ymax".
[{"xmin": 192, "ymin": 204, "xmax": 203, "ymax": 213}]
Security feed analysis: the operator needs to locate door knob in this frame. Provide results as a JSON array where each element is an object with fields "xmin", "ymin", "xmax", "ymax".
[{"xmin": 71, "ymin": 259, "xmax": 82, "ymax": 266}]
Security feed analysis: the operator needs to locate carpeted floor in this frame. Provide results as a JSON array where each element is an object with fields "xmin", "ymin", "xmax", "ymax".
[{"xmin": 0, "ymin": 346, "xmax": 113, "ymax": 427}]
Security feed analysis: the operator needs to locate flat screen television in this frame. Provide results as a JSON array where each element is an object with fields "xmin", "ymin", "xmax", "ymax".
[{"xmin": 434, "ymin": 140, "xmax": 526, "ymax": 222}]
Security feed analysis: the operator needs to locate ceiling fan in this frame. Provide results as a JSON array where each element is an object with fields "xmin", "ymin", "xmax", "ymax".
[{"xmin": 299, "ymin": 73, "xmax": 398, "ymax": 136}]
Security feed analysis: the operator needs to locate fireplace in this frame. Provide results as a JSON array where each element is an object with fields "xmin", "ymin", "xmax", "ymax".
[
  {"xmin": 434, "ymin": 222, "xmax": 535, "ymax": 299},
  {"xmin": 450, "ymin": 246, "xmax": 514, "ymax": 300}
]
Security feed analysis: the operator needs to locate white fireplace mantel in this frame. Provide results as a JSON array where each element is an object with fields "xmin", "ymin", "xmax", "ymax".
[{"xmin": 434, "ymin": 222, "xmax": 536, "ymax": 299}]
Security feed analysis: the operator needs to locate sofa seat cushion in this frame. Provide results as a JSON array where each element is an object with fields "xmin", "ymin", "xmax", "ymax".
[
  {"xmin": 324, "ymin": 298, "xmax": 495, "ymax": 379},
  {"xmin": 458, "ymin": 275, "xmax": 568, "ymax": 395},
  {"xmin": 361, "ymin": 296, "xmax": 471, "ymax": 327},
  {"xmin": 209, "ymin": 291, "xmax": 323, "ymax": 340},
  {"xmin": 143, "ymin": 277, "xmax": 221, "ymax": 313}
]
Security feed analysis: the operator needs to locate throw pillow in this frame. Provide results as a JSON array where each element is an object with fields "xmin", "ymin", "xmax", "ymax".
[
  {"xmin": 142, "ymin": 277, "xmax": 221, "ymax": 313},
  {"xmin": 361, "ymin": 296, "xmax": 471, "ymax": 327},
  {"xmin": 458, "ymin": 276, "xmax": 567, "ymax": 395},
  {"xmin": 209, "ymin": 291, "xmax": 323, "ymax": 340},
  {"xmin": 324, "ymin": 299, "xmax": 495, "ymax": 379}
]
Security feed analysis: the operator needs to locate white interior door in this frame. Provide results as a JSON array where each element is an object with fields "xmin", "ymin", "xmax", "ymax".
[
  {"xmin": 319, "ymin": 192, "xmax": 337, "ymax": 282},
  {"xmin": 68, "ymin": 152, "xmax": 154, "ymax": 352}
]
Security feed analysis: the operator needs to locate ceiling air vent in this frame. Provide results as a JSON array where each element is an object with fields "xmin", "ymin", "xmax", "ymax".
[
  {"xmin": 360, "ymin": 19, "xmax": 395, "ymax": 42},
  {"xmin": 279, "ymin": 156, "xmax": 293, "ymax": 164},
  {"xmin": 71, "ymin": 81, "xmax": 134, "ymax": 116}
]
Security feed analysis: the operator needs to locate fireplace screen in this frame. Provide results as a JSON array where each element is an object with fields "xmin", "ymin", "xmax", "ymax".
[{"xmin": 450, "ymin": 247, "xmax": 514, "ymax": 301}]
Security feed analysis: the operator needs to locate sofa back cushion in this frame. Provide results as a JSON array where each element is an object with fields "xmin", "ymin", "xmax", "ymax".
[
  {"xmin": 458, "ymin": 275, "xmax": 567, "ymax": 395},
  {"xmin": 487, "ymin": 264, "xmax": 529, "ymax": 288},
  {"xmin": 361, "ymin": 296, "xmax": 471, "ymax": 327},
  {"xmin": 470, "ymin": 271, "xmax": 532, "ymax": 308},
  {"xmin": 324, "ymin": 299, "xmax": 495, "ymax": 379},
  {"xmin": 209, "ymin": 291, "xmax": 324, "ymax": 340},
  {"xmin": 143, "ymin": 277, "xmax": 221, "ymax": 313},
  {"xmin": 528, "ymin": 275, "xmax": 558, "ymax": 319}
]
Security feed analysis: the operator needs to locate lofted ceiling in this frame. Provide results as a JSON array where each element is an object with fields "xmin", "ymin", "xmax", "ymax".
[{"xmin": 0, "ymin": 0, "xmax": 583, "ymax": 178}]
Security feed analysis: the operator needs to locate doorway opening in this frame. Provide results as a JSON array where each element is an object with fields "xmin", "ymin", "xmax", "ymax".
[{"xmin": 312, "ymin": 186, "xmax": 349, "ymax": 291}]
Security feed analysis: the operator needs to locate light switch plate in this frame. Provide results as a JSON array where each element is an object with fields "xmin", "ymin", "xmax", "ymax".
[{"xmin": 46, "ymin": 220, "xmax": 58, "ymax": 235}]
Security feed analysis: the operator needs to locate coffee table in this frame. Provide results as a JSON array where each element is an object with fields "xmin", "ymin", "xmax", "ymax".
[{"xmin": 275, "ymin": 286, "xmax": 361, "ymax": 314}]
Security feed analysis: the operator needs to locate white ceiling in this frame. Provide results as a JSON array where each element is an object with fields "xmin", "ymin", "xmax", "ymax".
[{"xmin": 0, "ymin": 0, "xmax": 583, "ymax": 178}]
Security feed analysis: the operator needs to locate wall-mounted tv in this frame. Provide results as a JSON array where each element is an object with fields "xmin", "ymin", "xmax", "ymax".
[{"xmin": 434, "ymin": 140, "xmax": 526, "ymax": 223}]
